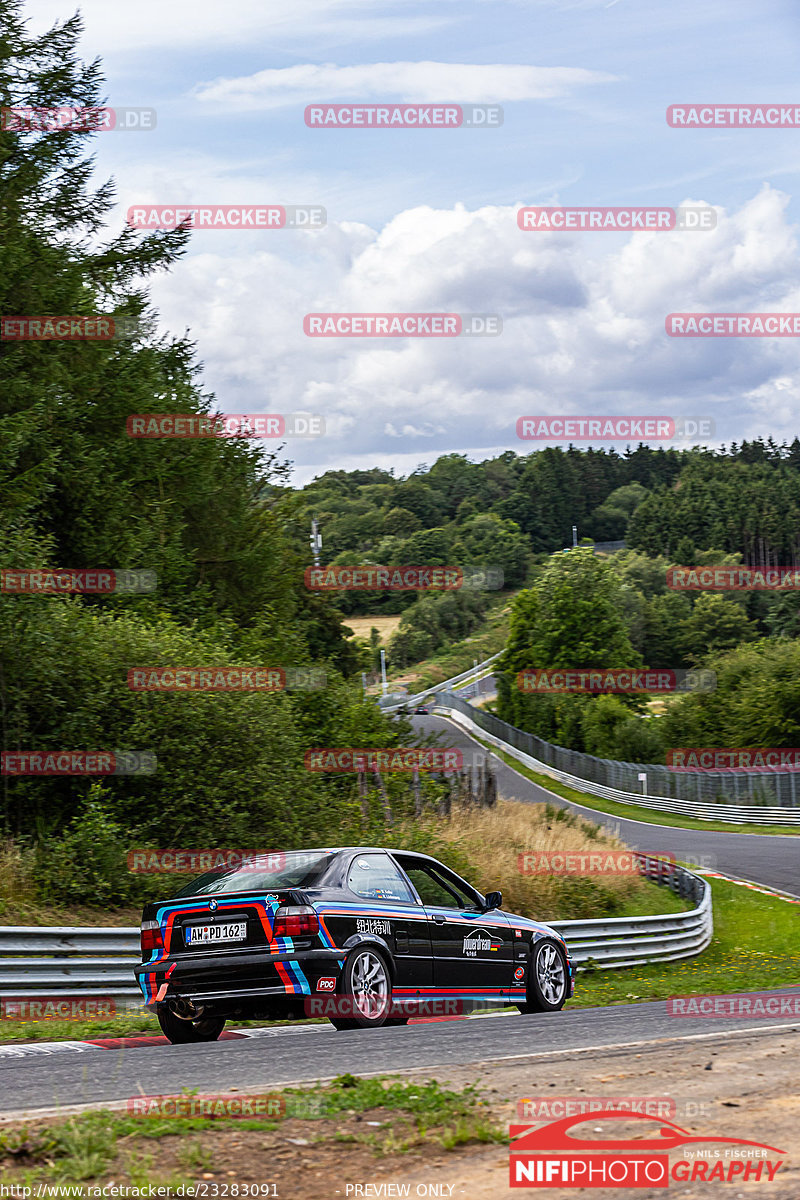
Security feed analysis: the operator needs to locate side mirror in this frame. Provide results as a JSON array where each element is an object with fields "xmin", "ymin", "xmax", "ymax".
[{"xmin": 482, "ymin": 890, "xmax": 502, "ymax": 912}]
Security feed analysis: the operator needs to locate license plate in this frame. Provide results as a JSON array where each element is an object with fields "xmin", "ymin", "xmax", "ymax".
[{"xmin": 185, "ymin": 921, "xmax": 247, "ymax": 946}]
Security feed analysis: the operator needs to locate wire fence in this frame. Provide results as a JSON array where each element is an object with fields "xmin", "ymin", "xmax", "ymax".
[{"xmin": 436, "ymin": 691, "xmax": 800, "ymax": 809}]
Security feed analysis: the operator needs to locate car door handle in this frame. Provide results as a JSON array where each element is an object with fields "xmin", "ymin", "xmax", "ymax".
[{"xmin": 433, "ymin": 915, "xmax": 446, "ymax": 924}]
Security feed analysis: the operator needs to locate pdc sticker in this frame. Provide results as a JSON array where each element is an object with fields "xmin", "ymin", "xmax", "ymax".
[{"xmin": 316, "ymin": 977, "xmax": 337, "ymax": 991}]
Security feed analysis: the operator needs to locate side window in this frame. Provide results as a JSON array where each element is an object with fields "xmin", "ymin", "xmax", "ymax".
[
  {"xmin": 346, "ymin": 854, "xmax": 415, "ymax": 903},
  {"xmin": 402, "ymin": 864, "xmax": 480, "ymax": 911}
]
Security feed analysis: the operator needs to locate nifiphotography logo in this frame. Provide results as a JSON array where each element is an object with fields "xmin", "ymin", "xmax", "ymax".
[{"xmin": 509, "ymin": 1109, "xmax": 786, "ymax": 1188}]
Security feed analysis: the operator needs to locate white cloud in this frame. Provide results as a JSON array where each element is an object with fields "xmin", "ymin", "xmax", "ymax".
[
  {"xmin": 22, "ymin": 0, "xmax": 444, "ymax": 53},
  {"xmin": 133, "ymin": 184, "xmax": 800, "ymax": 482},
  {"xmin": 385, "ymin": 421, "xmax": 448, "ymax": 437},
  {"xmin": 193, "ymin": 61, "xmax": 617, "ymax": 110}
]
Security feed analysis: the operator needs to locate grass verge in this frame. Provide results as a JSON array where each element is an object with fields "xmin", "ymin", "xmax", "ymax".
[
  {"xmin": 571, "ymin": 875, "xmax": 800, "ymax": 1008},
  {"xmin": 0, "ymin": 1076, "xmax": 503, "ymax": 1187}
]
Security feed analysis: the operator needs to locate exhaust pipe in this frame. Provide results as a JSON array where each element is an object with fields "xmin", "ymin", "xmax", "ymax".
[{"xmin": 167, "ymin": 995, "xmax": 204, "ymax": 1021}]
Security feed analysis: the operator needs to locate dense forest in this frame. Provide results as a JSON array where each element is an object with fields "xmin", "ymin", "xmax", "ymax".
[
  {"xmin": 0, "ymin": 8, "xmax": 427, "ymax": 904},
  {"xmin": 495, "ymin": 548, "xmax": 800, "ymax": 764},
  {"xmin": 294, "ymin": 439, "xmax": 800, "ymax": 675},
  {"xmin": 294, "ymin": 440, "xmax": 800, "ymax": 577}
]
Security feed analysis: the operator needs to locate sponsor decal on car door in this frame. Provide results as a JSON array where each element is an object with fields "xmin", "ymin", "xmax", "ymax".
[{"xmin": 427, "ymin": 909, "xmax": 513, "ymax": 989}]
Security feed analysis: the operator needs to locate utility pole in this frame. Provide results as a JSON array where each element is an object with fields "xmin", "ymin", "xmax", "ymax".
[
  {"xmin": 380, "ymin": 648, "xmax": 388, "ymax": 696},
  {"xmin": 310, "ymin": 517, "xmax": 322, "ymax": 567},
  {"xmin": 572, "ymin": 525, "xmax": 578, "ymax": 548}
]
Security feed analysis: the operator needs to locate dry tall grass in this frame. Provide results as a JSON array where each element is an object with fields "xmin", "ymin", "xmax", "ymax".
[{"xmin": 0, "ymin": 839, "xmax": 39, "ymax": 910}]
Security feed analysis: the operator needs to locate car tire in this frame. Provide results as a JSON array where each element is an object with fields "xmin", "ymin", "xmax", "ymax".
[
  {"xmin": 329, "ymin": 946, "xmax": 392, "ymax": 1030},
  {"xmin": 517, "ymin": 939, "xmax": 568, "ymax": 1013},
  {"xmin": 157, "ymin": 1005, "xmax": 226, "ymax": 1044}
]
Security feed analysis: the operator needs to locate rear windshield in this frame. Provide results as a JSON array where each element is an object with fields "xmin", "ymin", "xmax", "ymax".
[{"xmin": 172, "ymin": 851, "xmax": 336, "ymax": 897}]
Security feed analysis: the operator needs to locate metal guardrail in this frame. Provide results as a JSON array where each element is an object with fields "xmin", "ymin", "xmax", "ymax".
[
  {"xmin": 0, "ymin": 857, "xmax": 711, "ymax": 999},
  {"xmin": 381, "ymin": 652, "xmax": 501, "ymax": 713},
  {"xmin": 0, "ymin": 928, "xmax": 142, "ymax": 1000},
  {"xmin": 551, "ymin": 855, "xmax": 712, "ymax": 968},
  {"xmin": 437, "ymin": 693, "xmax": 800, "ymax": 824}
]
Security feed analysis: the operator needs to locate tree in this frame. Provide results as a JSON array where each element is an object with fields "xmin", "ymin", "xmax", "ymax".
[
  {"xmin": 382, "ymin": 507, "xmax": 421, "ymax": 537},
  {"xmin": 590, "ymin": 482, "xmax": 648, "ymax": 541},
  {"xmin": 640, "ymin": 592, "xmax": 693, "ymax": 668},
  {"xmin": 496, "ymin": 549, "xmax": 641, "ymax": 732},
  {"xmin": 503, "ymin": 549, "xmax": 639, "ymax": 669},
  {"xmin": 662, "ymin": 639, "xmax": 800, "ymax": 750},
  {"xmin": 680, "ymin": 594, "xmax": 756, "ymax": 664},
  {"xmin": 450, "ymin": 513, "xmax": 530, "ymax": 586}
]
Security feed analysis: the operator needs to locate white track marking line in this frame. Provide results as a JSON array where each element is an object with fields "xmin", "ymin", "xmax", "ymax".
[{"xmin": 0, "ymin": 1041, "xmax": 105, "ymax": 1058}]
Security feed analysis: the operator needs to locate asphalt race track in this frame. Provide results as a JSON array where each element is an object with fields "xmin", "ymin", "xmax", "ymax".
[
  {"xmin": 414, "ymin": 714, "xmax": 800, "ymax": 896},
  {"xmin": 1, "ymin": 996, "xmax": 799, "ymax": 1117}
]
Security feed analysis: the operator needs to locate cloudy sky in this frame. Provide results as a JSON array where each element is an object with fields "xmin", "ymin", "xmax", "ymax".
[{"xmin": 23, "ymin": 0, "xmax": 800, "ymax": 483}]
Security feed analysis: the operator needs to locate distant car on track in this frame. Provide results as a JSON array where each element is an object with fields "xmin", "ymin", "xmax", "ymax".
[
  {"xmin": 414, "ymin": 704, "xmax": 431, "ymax": 714},
  {"xmin": 135, "ymin": 847, "xmax": 574, "ymax": 1043}
]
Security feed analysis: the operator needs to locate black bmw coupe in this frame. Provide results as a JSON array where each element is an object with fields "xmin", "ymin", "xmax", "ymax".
[{"xmin": 136, "ymin": 846, "xmax": 574, "ymax": 1042}]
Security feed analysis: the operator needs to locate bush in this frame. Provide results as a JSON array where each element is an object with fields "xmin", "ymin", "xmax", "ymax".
[{"xmin": 35, "ymin": 786, "xmax": 141, "ymax": 907}]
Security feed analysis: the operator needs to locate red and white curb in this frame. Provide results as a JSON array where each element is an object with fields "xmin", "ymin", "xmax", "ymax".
[
  {"xmin": 0, "ymin": 1024, "xmax": 321, "ymax": 1058},
  {"xmin": 693, "ymin": 867, "xmax": 800, "ymax": 904}
]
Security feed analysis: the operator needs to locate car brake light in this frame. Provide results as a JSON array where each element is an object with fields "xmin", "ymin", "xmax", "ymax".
[
  {"xmin": 141, "ymin": 919, "xmax": 164, "ymax": 954},
  {"xmin": 272, "ymin": 905, "xmax": 319, "ymax": 938}
]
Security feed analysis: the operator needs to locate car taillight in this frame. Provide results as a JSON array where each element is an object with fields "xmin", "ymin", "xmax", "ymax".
[
  {"xmin": 272, "ymin": 905, "xmax": 319, "ymax": 938},
  {"xmin": 141, "ymin": 920, "xmax": 164, "ymax": 954}
]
